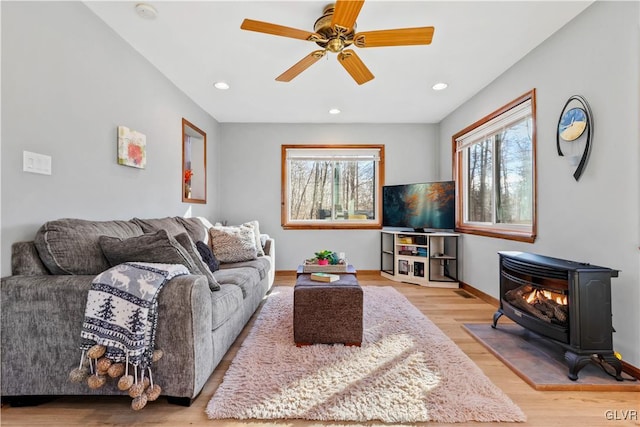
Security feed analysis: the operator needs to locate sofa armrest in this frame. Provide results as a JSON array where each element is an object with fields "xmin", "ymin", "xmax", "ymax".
[
  {"xmin": 1, "ymin": 274, "xmax": 99, "ymax": 396},
  {"xmin": 262, "ymin": 237, "xmax": 275, "ymax": 287},
  {"xmin": 263, "ymin": 237, "xmax": 274, "ymax": 260},
  {"xmin": 154, "ymin": 274, "xmax": 214, "ymax": 398},
  {"xmin": 11, "ymin": 241, "xmax": 50, "ymax": 276},
  {"xmin": 0, "ymin": 273, "xmax": 212, "ymax": 399}
]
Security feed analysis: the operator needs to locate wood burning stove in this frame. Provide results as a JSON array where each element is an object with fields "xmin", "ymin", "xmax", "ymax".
[{"xmin": 492, "ymin": 251, "xmax": 623, "ymax": 381}]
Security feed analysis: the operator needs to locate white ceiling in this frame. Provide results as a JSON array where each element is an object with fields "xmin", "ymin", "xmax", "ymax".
[{"xmin": 85, "ymin": 1, "xmax": 592, "ymax": 124}]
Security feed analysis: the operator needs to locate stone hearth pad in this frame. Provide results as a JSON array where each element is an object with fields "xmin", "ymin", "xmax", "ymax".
[{"xmin": 463, "ymin": 323, "xmax": 639, "ymax": 391}]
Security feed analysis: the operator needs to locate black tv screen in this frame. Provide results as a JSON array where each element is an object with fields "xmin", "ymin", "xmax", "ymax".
[{"xmin": 383, "ymin": 181, "xmax": 455, "ymax": 231}]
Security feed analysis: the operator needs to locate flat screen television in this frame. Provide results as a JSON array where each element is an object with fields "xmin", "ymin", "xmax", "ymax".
[{"xmin": 382, "ymin": 181, "xmax": 455, "ymax": 231}]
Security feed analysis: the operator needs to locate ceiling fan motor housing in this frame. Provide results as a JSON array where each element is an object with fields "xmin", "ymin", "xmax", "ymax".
[{"xmin": 314, "ymin": 3, "xmax": 355, "ymax": 53}]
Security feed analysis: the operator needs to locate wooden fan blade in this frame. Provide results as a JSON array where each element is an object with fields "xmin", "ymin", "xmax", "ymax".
[
  {"xmin": 337, "ymin": 49, "xmax": 374, "ymax": 85},
  {"xmin": 354, "ymin": 27, "xmax": 435, "ymax": 48},
  {"xmin": 276, "ymin": 50, "xmax": 326, "ymax": 82},
  {"xmin": 331, "ymin": 0, "xmax": 365, "ymax": 31},
  {"xmin": 241, "ymin": 19, "xmax": 325, "ymax": 42}
]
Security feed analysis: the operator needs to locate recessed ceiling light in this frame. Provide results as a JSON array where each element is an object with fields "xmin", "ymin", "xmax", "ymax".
[
  {"xmin": 329, "ymin": 108, "xmax": 341, "ymax": 115},
  {"xmin": 432, "ymin": 82, "xmax": 448, "ymax": 91},
  {"xmin": 214, "ymin": 81, "xmax": 230, "ymax": 90},
  {"xmin": 135, "ymin": 3, "xmax": 157, "ymax": 20}
]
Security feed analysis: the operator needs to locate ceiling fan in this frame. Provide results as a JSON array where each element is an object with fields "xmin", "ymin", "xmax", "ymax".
[{"xmin": 240, "ymin": 0, "xmax": 434, "ymax": 85}]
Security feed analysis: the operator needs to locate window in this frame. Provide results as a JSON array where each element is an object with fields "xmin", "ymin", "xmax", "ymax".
[
  {"xmin": 281, "ymin": 145, "xmax": 385, "ymax": 229},
  {"xmin": 453, "ymin": 90, "xmax": 537, "ymax": 242}
]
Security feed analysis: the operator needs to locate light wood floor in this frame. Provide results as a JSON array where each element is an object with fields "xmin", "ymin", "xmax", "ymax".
[{"xmin": 2, "ymin": 272, "xmax": 638, "ymax": 427}]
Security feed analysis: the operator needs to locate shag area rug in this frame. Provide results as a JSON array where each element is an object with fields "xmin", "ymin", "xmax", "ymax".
[{"xmin": 206, "ymin": 286, "xmax": 526, "ymax": 423}]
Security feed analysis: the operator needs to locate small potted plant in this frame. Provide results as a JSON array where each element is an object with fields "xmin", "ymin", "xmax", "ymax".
[{"xmin": 314, "ymin": 250, "xmax": 333, "ymax": 266}]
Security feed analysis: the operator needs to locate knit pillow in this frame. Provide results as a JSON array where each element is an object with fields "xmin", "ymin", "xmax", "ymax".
[
  {"xmin": 173, "ymin": 233, "xmax": 220, "ymax": 291},
  {"xmin": 196, "ymin": 241, "xmax": 220, "ymax": 272},
  {"xmin": 208, "ymin": 226, "xmax": 258, "ymax": 263}
]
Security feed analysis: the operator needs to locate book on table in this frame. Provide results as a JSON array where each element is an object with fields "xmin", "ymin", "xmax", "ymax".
[{"xmin": 310, "ymin": 272, "xmax": 340, "ymax": 282}]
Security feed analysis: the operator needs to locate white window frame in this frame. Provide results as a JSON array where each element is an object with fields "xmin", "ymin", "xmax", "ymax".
[
  {"xmin": 281, "ymin": 144, "xmax": 385, "ymax": 230},
  {"xmin": 452, "ymin": 90, "xmax": 537, "ymax": 242}
]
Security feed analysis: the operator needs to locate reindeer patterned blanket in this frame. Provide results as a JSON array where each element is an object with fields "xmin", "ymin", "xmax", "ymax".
[{"xmin": 80, "ymin": 262, "xmax": 189, "ymax": 368}]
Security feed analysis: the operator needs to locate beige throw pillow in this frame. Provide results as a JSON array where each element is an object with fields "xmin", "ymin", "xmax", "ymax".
[{"xmin": 208, "ymin": 225, "xmax": 258, "ymax": 263}]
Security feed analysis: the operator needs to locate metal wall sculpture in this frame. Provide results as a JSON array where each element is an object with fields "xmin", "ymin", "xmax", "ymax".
[{"xmin": 556, "ymin": 95, "xmax": 593, "ymax": 181}]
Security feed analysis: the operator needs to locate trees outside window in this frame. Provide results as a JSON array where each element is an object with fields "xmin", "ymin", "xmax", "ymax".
[
  {"xmin": 282, "ymin": 145, "xmax": 384, "ymax": 229},
  {"xmin": 453, "ymin": 90, "xmax": 537, "ymax": 242}
]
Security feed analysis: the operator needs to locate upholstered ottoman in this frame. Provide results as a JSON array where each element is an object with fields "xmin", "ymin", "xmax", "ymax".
[{"xmin": 293, "ymin": 274, "xmax": 363, "ymax": 346}]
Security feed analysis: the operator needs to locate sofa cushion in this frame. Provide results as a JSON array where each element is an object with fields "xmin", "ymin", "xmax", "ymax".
[
  {"xmin": 173, "ymin": 233, "xmax": 220, "ymax": 291},
  {"xmin": 176, "ymin": 217, "xmax": 209, "ymax": 244},
  {"xmin": 219, "ymin": 257, "xmax": 270, "ymax": 281},
  {"xmin": 99, "ymin": 230, "xmax": 202, "ymax": 278},
  {"xmin": 34, "ymin": 218, "xmax": 144, "ymax": 275},
  {"xmin": 208, "ymin": 226, "xmax": 257, "ymax": 263},
  {"xmin": 212, "ymin": 267, "xmax": 260, "ymax": 298},
  {"xmin": 210, "ymin": 284, "xmax": 243, "ymax": 330},
  {"xmin": 196, "ymin": 241, "xmax": 219, "ymax": 272},
  {"xmin": 131, "ymin": 217, "xmax": 188, "ymax": 237},
  {"xmin": 195, "ymin": 217, "xmax": 215, "ymax": 245}
]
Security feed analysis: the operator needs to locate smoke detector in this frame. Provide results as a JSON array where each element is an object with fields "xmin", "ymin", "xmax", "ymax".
[{"xmin": 135, "ymin": 3, "xmax": 157, "ymax": 20}]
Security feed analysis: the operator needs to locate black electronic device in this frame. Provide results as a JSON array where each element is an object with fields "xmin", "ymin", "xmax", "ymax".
[{"xmin": 382, "ymin": 181, "xmax": 455, "ymax": 231}]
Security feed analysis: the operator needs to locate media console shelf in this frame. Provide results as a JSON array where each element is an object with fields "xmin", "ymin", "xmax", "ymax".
[{"xmin": 380, "ymin": 230, "xmax": 459, "ymax": 288}]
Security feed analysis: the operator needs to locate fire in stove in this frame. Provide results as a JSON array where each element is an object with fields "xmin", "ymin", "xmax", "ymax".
[
  {"xmin": 524, "ymin": 289, "xmax": 567, "ymax": 305},
  {"xmin": 505, "ymin": 285, "xmax": 568, "ymax": 326}
]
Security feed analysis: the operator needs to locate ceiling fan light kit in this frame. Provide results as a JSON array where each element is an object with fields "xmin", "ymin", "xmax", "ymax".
[{"xmin": 240, "ymin": 0, "xmax": 434, "ymax": 85}]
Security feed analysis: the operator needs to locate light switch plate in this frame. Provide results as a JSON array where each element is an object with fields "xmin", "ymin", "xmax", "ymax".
[{"xmin": 23, "ymin": 151, "xmax": 52, "ymax": 175}]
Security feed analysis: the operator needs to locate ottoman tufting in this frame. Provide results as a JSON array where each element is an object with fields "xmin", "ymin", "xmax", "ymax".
[{"xmin": 293, "ymin": 274, "xmax": 363, "ymax": 346}]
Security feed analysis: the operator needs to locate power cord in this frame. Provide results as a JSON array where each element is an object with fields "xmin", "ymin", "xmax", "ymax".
[{"xmin": 591, "ymin": 355, "xmax": 637, "ymax": 381}]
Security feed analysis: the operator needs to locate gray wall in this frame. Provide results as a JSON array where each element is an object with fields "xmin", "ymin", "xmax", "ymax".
[
  {"xmin": 439, "ymin": 1, "xmax": 640, "ymax": 366},
  {"xmin": 1, "ymin": 2, "xmax": 219, "ymax": 276},
  {"xmin": 219, "ymin": 123, "xmax": 439, "ymax": 270}
]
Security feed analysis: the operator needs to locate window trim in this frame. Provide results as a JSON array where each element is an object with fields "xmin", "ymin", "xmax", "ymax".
[
  {"xmin": 281, "ymin": 144, "xmax": 385, "ymax": 230},
  {"xmin": 452, "ymin": 89, "xmax": 537, "ymax": 243}
]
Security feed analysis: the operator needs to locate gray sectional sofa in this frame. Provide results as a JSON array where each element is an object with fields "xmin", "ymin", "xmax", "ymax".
[{"xmin": 0, "ymin": 216, "xmax": 274, "ymax": 406}]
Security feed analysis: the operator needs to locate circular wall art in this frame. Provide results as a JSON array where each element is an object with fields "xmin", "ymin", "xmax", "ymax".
[{"xmin": 556, "ymin": 95, "xmax": 593, "ymax": 181}]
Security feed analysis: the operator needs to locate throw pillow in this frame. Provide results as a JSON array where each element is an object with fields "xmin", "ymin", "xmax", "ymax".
[
  {"xmin": 208, "ymin": 225, "xmax": 258, "ymax": 263},
  {"xmin": 34, "ymin": 218, "xmax": 144, "ymax": 275},
  {"xmin": 173, "ymin": 233, "xmax": 221, "ymax": 291},
  {"xmin": 196, "ymin": 240, "xmax": 220, "ymax": 272},
  {"xmin": 99, "ymin": 229, "xmax": 203, "ymax": 281},
  {"xmin": 243, "ymin": 220, "xmax": 265, "ymax": 257}
]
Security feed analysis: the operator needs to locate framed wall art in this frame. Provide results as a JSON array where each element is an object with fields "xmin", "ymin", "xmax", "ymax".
[{"xmin": 117, "ymin": 125, "xmax": 146, "ymax": 169}]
